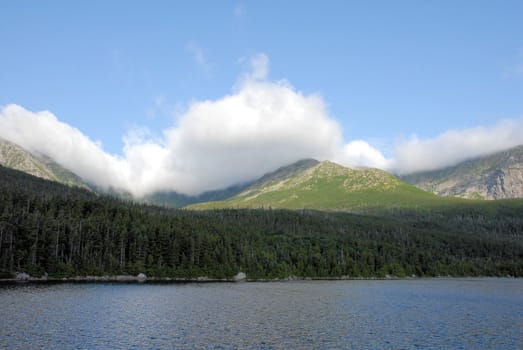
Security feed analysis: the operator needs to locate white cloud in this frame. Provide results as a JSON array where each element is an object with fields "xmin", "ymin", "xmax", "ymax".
[
  {"xmin": 238, "ymin": 53, "xmax": 269, "ymax": 83},
  {"xmin": 0, "ymin": 54, "xmax": 388, "ymax": 196},
  {"xmin": 0, "ymin": 104, "xmax": 131, "ymax": 190},
  {"xmin": 392, "ymin": 118, "xmax": 523, "ymax": 174},
  {"xmin": 161, "ymin": 80, "xmax": 343, "ymax": 194},
  {"xmin": 249, "ymin": 53, "xmax": 269, "ymax": 81},
  {"xmin": 185, "ymin": 41, "xmax": 211, "ymax": 72},
  {"xmin": 335, "ymin": 140, "xmax": 392, "ymax": 170},
  {"xmin": 146, "ymin": 95, "xmax": 174, "ymax": 119},
  {"xmin": 2, "ymin": 53, "xmax": 522, "ymax": 196}
]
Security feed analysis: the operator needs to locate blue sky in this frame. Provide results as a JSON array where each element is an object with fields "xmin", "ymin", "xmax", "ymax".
[{"xmin": 1, "ymin": 1, "xmax": 523, "ymax": 195}]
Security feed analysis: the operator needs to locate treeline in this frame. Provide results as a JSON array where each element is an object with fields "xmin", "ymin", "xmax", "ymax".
[{"xmin": 0, "ymin": 165, "xmax": 522, "ymax": 279}]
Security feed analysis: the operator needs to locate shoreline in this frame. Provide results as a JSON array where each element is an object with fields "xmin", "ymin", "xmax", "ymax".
[{"xmin": 0, "ymin": 274, "xmax": 518, "ymax": 285}]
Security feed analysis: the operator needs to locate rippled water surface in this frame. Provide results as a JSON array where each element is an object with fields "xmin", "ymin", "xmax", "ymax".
[{"xmin": 1, "ymin": 279, "xmax": 522, "ymax": 349}]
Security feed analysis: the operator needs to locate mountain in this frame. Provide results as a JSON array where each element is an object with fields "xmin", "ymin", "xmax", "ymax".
[
  {"xmin": 0, "ymin": 138, "xmax": 90, "ymax": 189},
  {"xmin": 188, "ymin": 160, "xmax": 451, "ymax": 211},
  {"xmin": 0, "ymin": 138, "xmax": 257, "ymax": 207},
  {"xmin": 4, "ymin": 132, "xmax": 521, "ymax": 207},
  {"xmin": 142, "ymin": 159, "xmax": 321, "ymax": 208},
  {"xmin": 143, "ymin": 183, "xmax": 251, "ymax": 208},
  {"xmin": 401, "ymin": 145, "xmax": 523, "ymax": 200}
]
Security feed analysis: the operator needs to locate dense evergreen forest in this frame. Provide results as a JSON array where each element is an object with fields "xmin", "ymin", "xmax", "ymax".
[{"xmin": 0, "ymin": 165, "xmax": 522, "ymax": 280}]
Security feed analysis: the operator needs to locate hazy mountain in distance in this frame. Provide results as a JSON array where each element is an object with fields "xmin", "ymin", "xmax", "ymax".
[
  {"xmin": 401, "ymin": 145, "xmax": 523, "ymax": 199},
  {"xmin": 143, "ymin": 183, "xmax": 251, "ymax": 208},
  {"xmin": 139, "ymin": 160, "xmax": 319, "ymax": 207}
]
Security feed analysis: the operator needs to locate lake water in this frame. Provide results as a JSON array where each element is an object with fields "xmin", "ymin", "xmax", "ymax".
[{"xmin": 1, "ymin": 279, "xmax": 522, "ymax": 349}]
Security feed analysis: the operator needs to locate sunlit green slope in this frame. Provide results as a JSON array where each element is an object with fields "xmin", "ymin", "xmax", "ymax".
[{"xmin": 189, "ymin": 160, "xmax": 461, "ymax": 211}]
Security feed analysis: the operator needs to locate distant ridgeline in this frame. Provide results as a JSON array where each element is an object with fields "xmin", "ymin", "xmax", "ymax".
[
  {"xmin": 0, "ymin": 138, "xmax": 90, "ymax": 190},
  {"xmin": 401, "ymin": 145, "xmax": 523, "ymax": 200},
  {"xmin": 2, "ymin": 137, "xmax": 523, "ymax": 208},
  {"xmin": 0, "ymin": 165, "xmax": 522, "ymax": 280}
]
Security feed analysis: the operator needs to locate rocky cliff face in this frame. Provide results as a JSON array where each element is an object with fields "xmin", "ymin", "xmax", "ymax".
[
  {"xmin": 486, "ymin": 167, "xmax": 523, "ymax": 199},
  {"xmin": 0, "ymin": 138, "xmax": 57, "ymax": 181},
  {"xmin": 401, "ymin": 145, "xmax": 523, "ymax": 199},
  {"xmin": 0, "ymin": 138, "xmax": 90, "ymax": 189}
]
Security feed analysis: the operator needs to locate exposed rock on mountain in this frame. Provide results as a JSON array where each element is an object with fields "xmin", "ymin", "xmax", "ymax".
[
  {"xmin": 401, "ymin": 145, "xmax": 523, "ymax": 199},
  {"xmin": 0, "ymin": 138, "xmax": 90, "ymax": 189}
]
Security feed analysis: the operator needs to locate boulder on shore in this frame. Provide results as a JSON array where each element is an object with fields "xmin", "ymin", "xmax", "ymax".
[
  {"xmin": 16, "ymin": 272, "xmax": 30, "ymax": 281},
  {"xmin": 233, "ymin": 272, "xmax": 246, "ymax": 282}
]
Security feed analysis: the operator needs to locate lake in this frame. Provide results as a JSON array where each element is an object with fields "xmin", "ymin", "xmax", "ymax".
[{"xmin": 1, "ymin": 279, "xmax": 522, "ymax": 349}]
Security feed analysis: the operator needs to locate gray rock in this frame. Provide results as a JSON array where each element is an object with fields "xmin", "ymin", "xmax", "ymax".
[
  {"xmin": 401, "ymin": 145, "xmax": 523, "ymax": 200},
  {"xmin": 233, "ymin": 272, "xmax": 246, "ymax": 282},
  {"xmin": 16, "ymin": 272, "xmax": 30, "ymax": 281}
]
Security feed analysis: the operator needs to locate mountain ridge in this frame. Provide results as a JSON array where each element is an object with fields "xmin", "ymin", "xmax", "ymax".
[
  {"xmin": 3, "ymin": 136, "xmax": 523, "ymax": 206},
  {"xmin": 188, "ymin": 160, "xmax": 451, "ymax": 211},
  {"xmin": 401, "ymin": 145, "xmax": 523, "ymax": 199},
  {"xmin": 0, "ymin": 138, "xmax": 90, "ymax": 190}
]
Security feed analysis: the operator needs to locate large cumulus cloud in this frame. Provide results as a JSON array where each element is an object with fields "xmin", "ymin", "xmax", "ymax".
[
  {"xmin": 0, "ymin": 54, "xmax": 387, "ymax": 196},
  {"xmin": 393, "ymin": 118, "xmax": 523, "ymax": 174},
  {"xmin": 1, "ymin": 53, "xmax": 522, "ymax": 196}
]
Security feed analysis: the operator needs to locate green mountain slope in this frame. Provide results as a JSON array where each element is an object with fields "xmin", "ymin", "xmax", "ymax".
[
  {"xmin": 0, "ymin": 138, "xmax": 90, "ymax": 190},
  {"xmin": 401, "ymin": 145, "xmax": 523, "ymax": 200},
  {"xmin": 189, "ymin": 160, "xmax": 456, "ymax": 211},
  {"xmin": 141, "ymin": 159, "xmax": 320, "ymax": 208}
]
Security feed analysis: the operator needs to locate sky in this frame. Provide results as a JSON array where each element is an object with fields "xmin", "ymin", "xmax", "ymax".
[{"xmin": 1, "ymin": 1, "xmax": 523, "ymax": 196}]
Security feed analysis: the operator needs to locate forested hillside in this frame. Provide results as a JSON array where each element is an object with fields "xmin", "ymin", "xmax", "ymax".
[{"xmin": 0, "ymin": 165, "xmax": 522, "ymax": 280}]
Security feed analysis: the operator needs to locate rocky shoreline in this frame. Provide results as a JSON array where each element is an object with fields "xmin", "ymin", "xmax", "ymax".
[
  {"xmin": 0, "ymin": 272, "xmax": 516, "ymax": 284},
  {"xmin": 0, "ymin": 272, "xmax": 248, "ymax": 284}
]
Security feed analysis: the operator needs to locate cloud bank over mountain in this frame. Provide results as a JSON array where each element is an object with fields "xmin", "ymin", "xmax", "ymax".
[
  {"xmin": 1, "ymin": 54, "xmax": 522, "ymax": 196},
  {"xmin": 392, "ymin": 119, "xmax": 523, "ymax": 174}
]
